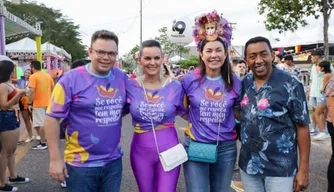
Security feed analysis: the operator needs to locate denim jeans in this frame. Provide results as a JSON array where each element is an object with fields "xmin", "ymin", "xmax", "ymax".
[
  {"xmin": 183, "ymin": 136, "xmax": 236, "ymax": 192},
  {"xmin": 0, "ymin": 111, "xmax": 20, "ymax": 132},
  {"xmin": 240, "ymin": 169, "xmax": 294, "ymax": 192},
  {"xmin": 66, "ymin": 157, "xmax": 122, "ymax": 192}
]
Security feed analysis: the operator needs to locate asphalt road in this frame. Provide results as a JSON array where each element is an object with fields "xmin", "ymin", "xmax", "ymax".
[{"xmin": 12, "ymin": 115, "xmax": 332, "ymax": 192}]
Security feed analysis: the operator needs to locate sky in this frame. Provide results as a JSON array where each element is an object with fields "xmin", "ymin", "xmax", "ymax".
[{"xmin": 33, "ymin": 0, "xmax": 334, "ymax": 56}]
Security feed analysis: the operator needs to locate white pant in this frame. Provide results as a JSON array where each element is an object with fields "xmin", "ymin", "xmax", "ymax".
[{"xmin": 32, "ymin": 107, "xmax": 46, "ymax": 127}]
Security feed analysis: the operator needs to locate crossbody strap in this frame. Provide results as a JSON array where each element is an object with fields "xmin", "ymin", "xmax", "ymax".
[{"xmin": 216, "ymin": 102, "xmax": 223, "ymax": 146}]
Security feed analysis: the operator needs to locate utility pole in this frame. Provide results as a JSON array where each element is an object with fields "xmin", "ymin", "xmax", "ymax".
[{"xmin": 140, "ymin": 0, "xmax": 142, "ymax": 45}]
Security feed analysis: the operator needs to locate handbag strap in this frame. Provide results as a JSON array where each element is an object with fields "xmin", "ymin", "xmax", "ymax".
[
  {"xmin": 215, "ymin": 83, "xmax": 226, "ymax": 146},
  {"xmin": 216, "ymin": 103, "xmax": 223, "ymax": 146}
]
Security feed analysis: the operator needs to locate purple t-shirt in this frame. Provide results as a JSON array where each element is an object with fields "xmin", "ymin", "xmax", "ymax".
[
  {"xmin": 46, "ymin": 64, "xmax": 127, "ymax": 167},
  {"xmin": 126, "ymin": 78, "xmax": 186, "ymax": 133},
  {"xmin": 181, "ymin": 69, "xmax": 241, "ymax": 142}
]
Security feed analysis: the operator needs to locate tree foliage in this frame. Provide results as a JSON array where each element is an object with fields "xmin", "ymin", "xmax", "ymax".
[
  {"xmin": 121, "ymin": 45, "xmax": 139, "ymax": 71},
  {"xmin": 4, "ymin": 0, "xmax": 87, "ymax": 60},
  {"xmin": 258, "ymin": 0, "xmax": 334, "ymax": 59},
  {"xmin": 180, "ymin": 55, "xmax": 198, "ymax": 69},
  {"xmin": 155, "ymin": 27, "xmax": 189, "ymax": 57}
]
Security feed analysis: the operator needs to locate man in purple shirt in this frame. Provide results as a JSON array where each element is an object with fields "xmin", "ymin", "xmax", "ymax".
[{"xmin": 44, "ymin": 30, "xmax": 127, "ymax": 192}]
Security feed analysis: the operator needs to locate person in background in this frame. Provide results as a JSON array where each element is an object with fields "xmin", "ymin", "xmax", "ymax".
[
  {"xmin": 235, "ymin": 60, "xmax": 247, "ymax": 79},
  {"xmin": 231, "ymin": 59, "xmax": 239, "ymax": 73},
  {"xmin": 17, "ymin": 69, "xmax": 33, "ymax": 143},
  {"xmin": 188, "ymin": 66, "xmax": 195, "ymax": 72},
  {"xmin": 162, "ymin": 64, "xmax": 175, "ymax": 78},
  {"xmin": 182, "ymin": 11, "xmax": 241, "ymax": 192},
  {"xmin": 0, "ymin": 56, "xmax": 30, "ymax": 192},
  {"xmin": 71, "ymin": 59, "xmax": 90, "ymax": 69},
  {"xmin": 237, "ymin": 36, "xmax": 310, "ymax": 192},
  {"xmin": 309, "ymin": 51, "xmax": 327, "ymax": 139},
  {"xmin": 323, "ymin": 60, "xmax": 334, "ymax": 192},
  {"xmin": 28, "ymin": 60, "xmax": 54, "ymax": 150},
  {"xmin": 274, "ymin": 53, "xmax": 283, "ymax": 65},
  {"xmin": 319, "ymin": 60, "xmax": 332, "ymax": 107}
]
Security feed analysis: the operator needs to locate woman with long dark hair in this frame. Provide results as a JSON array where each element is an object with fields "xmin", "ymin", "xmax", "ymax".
[
  {"xmin": 0, "ymin": 57, "xmax": 30, "ymax": 191},
  {"xmin": 181, "ymin": 11, "xmax": 241, "ymax": 192},
  {"xmin": 320, "ymin": 60, "xmax": 334, "ymax": 192}
]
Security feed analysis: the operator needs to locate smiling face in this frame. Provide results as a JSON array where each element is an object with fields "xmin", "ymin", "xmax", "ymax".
[
  {"xmin": 200, "ymin": 40, "xmax": 227, "ymax": 71},
  {"xmin": 24, "ymin": 69, "xmax": 31, "ymax": 80},
  {"xmin": 245, "ymin": 41, "xmax": 274, "ymax": 80},
  {"xmin": 88, "ymin": 39, "xmax": 118, "ymax": 75},
  {"xmin": 139, "ymin": 47, "xmax": 163, "ymax": 77}
]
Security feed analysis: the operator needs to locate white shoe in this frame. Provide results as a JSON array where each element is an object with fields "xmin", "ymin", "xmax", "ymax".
[
  {"xmin": 60, "ymin": 181, "xmax": 66, "ymax": 188},
  {"xmin": 313, "ymin": 132, "xmax": 329, "ymax": 141},
  {"xmin": 24, "ymin": 136, "xmax": 34, "ymax": 143}
]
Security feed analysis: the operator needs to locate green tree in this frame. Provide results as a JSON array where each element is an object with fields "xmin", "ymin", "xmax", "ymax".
[
  {"xmin": 258, "ymin": 0, "xmax": 334, "ymax": 59},
  {"xmin": 121, "ymin": 45, "xmax": 140, "ymax": 71},
  {"xmin": 4, "ymin": 1, "xmax": 87, "ymax": 60},
  {"xmin": 155, "ymin": 27, "xmax": 189, "ymax": 57},
  {"xmin": 180, "ymin": 55, "xmax": 198, "ymax": 69}
]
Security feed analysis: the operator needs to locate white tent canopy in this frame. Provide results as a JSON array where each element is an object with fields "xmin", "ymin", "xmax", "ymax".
[
  {"xmin": 295, "ymin": 25, "xmax": 334, "ymax": 45},
  {"xmin": 42, "ymin": 42, "xmax": 71, "ymax": 59},
  {"xmin": 169, "ymin": 55, "xmax": 185, "ymax": 63},
  {"xmin": 6, "ymin": 37, "xmax": 71, "ymax": 59},
  {"xmin": 272, "ymin": 33, "xmax": 302, "ymax": 48},
  {"xmin": 6, "ymin": 37, "xmax": 37, "ymax": 52}
]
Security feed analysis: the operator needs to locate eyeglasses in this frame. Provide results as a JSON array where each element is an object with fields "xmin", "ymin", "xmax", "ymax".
[{"xmin": 92, "ymin": 48, "xmax": 118, "ymax": 58}]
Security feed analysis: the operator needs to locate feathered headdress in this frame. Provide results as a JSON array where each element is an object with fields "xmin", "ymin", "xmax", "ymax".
[{"xmin": 193, "ymin": 10, "xmax": 232, "ymax": 51}]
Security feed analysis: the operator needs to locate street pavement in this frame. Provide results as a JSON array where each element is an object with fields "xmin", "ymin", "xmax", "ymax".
[{"xmin": 10, "ymin": 115, "xmax": 332, "ymax": 192}]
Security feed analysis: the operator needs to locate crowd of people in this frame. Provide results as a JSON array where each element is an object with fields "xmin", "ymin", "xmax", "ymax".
[{"xmin": 0, "ymin": 9, "xmax": 333, "ymax": 192}]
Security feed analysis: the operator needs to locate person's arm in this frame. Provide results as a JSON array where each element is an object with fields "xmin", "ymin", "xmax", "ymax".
[
  {"xmin": 45, "ymin": 116, "xmax": 68, "ymax": 183},
  {"xmin": 28, "ymin": 75, "xmax": 36, "ymax": 105},
  {"xmin": 288, "ymin": 80, "xmax": 311, "ymax": 192},
  {"xmin": 0, "ymin": 84, "xmax": 25, "ymax": 109},
  {"xmin": 28, "ymin": 87, "xmax": 35, "ymax": 104},
  {"xmin": 293, "ymin": 123, "xmax": 310, "ymax": 192},
  {"xmin": 45, "ymin": 73, "xmax": 72, "ymax": 183}
]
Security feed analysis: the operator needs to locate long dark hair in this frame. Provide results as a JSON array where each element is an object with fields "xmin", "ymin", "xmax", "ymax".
[
  {"xmin": 198, "ymin": 37, "xmax": 234, "ymax": 91},
  {"xmin": 163, "ymin": 64, "xmax": 170, "ymax": 76},
  {"xmin": 319, "ymin": 60, "xmax": 332, "ymax": 74},
  {"xmin": 0, "ymin": 60, "xmax": 15, "ymax": 83}
]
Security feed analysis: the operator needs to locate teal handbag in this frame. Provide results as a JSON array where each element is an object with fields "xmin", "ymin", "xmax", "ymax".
[
  {"xmin": 187, "ymin": 98, "xmax": 224, "ymax": 163},
  {"xmin": 188, "ymin": 141, "xmax": 217, "ymax": 163}
]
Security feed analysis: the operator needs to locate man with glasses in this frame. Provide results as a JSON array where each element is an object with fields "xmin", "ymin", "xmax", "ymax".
[{"xmin": 44, "ymin": 30, "xmax": 127, "ymax": 191}]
